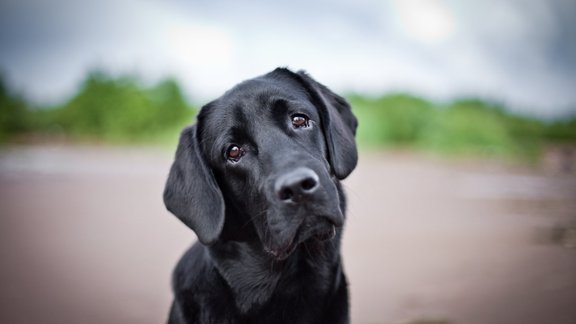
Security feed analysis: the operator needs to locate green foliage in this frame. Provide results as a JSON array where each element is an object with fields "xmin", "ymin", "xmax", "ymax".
[
  {"xmin": 0, "ymin": 70, "xmax": 196, "ymax": 144},
  {"xmin": 0, "ymin": 69, "xmax": 575, "ymax": 160},
  {"xmin": 419, "ymin": 99, "xmax": 543, "ymax": 158},
  {"xmin": 0, "ymin": 78, "xmax": 31, "ymax": 141},
  {"xmin": 544, "ymin": 117, "xmax": 576, "ymax": 142},
  {"xmin": 52, "ymin": 71, "xmax": 194, "ymax": 142},
  {"xmin": 350, "ymin": 94, "xmax": 574, "ymax": 160},
  {"xmin": 349, "ymin": 93, "xmax": 435, "ymax": 148}
]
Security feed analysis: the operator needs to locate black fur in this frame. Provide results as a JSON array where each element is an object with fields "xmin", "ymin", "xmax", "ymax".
[{"xmin": 163, "ymin": 68, "xmax": 358, "ymax": 324}]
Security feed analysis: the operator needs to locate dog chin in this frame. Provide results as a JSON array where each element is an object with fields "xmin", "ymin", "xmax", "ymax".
[
  {"xmin": 264, "ymin": 222, "xmax": 337, "ymax": 261},
  {"xmin": 264, "ymin": 242, "xmax": 297, "ymax": 261}
]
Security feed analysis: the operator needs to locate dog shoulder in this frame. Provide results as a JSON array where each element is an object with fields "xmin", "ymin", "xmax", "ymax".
[
  {"xmin": 171, "ymin": 243, "xmax": 240, "ymax": 322},
  {"xmin": 172, "ymin": 243, "xmax": 218, "ymax": 293}
]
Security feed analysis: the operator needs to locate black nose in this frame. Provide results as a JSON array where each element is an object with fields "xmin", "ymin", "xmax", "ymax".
[{"xmin": 275, "ymin": 168, "xmax": 320, "ymax": 203}]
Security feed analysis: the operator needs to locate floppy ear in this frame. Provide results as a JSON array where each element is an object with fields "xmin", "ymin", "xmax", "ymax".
[
  {"xmin": 294, "ymin": 71, "xmax": 358, "ymax": 179},
  {"xmin": 163, "ymin": 125, "xmax": 225, "ymax": 245}
]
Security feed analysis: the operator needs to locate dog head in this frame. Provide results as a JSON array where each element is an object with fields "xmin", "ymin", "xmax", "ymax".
[{"xmin": 164, "ymin": 68, "xmax": 357, "ymax": 260}]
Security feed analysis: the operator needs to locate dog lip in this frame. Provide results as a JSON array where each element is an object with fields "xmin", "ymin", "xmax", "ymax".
[
  {"xmin": 314, "ymin": 225, "xmax": 336, "ymax": 241},
  {"xmin": 264, "ymin": 235, "xmax": 298, "ymax": 261},
  {"xmin": 265, "ymin": 242, "xmax": 297, "ymax": 261},
  {"xmin": 263, "ymin": 214, "xmax": 340, "ymax": 260}
]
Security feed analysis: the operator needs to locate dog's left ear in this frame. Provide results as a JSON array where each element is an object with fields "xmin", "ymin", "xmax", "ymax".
[
  {"xmin": 293, "ymin": 71, "xmax": 358, "ymax": 179},
  {"xmin": 163, "ymin": 125, "xmax": 225, "ymax": 245}
]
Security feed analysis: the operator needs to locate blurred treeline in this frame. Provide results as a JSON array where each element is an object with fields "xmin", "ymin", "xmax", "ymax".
[
  {"xmin": 350, "ymin": 94, "xmax": 576, "ymax": 160},
  {"xmin": 0, "ymin": 70, "xmax": 195, "ymax": 144},
  {"xmin": 1, "ymin": 71, "xmax": 575, "ymax": 160}
]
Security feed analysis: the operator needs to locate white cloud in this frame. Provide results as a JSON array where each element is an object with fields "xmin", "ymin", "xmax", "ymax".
[
  {"xmin": 0, "ymin": 0, "xmax": 575, "ymax": 117},
  {"xmin": 391, "ymin": 0, "xmax": 456, "ymax": 44}
]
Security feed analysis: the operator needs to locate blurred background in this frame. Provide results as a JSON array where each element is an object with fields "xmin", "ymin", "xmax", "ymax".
[{"xmin": 1, "ymin": 0, "xmax": 575, "ymax": 323}]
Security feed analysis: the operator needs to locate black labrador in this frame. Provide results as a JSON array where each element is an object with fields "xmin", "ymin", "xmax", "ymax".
[{"xmin": 163, "ymin": 68, "xmax": 358, "ymax": 324}]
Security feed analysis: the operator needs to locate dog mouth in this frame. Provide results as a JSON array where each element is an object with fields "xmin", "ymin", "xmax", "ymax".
[
  {"xmin": 313, "ymin": 225, "xmax": 336, "ymax": 241},
  {"xmin": 264, "ymin": 242, "xmax": 297, "ymax": 261},
  {"xmin": 264, "ymin": 221, "xmax": 337, "ymax": 261}
]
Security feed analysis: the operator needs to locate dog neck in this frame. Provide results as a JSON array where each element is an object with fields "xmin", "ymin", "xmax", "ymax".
[{"xmin": 208, "ymin": 236, "xmax": 342, "ymax": 314}]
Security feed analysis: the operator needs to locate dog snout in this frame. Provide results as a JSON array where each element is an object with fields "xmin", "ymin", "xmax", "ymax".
[{"xmin": 274, "ymin": 167, "xmax": 320, "ymax": 203}]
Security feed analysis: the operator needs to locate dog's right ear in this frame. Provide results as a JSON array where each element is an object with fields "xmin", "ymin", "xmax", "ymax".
[{"xmin": 163, "ymin": 125, "xmax": 225, "ymax": 245}]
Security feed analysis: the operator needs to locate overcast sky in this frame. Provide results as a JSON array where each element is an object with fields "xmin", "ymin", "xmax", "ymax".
[{"xmin": 1, "ymin": 0, "xmax": 575, "ymax": 118}]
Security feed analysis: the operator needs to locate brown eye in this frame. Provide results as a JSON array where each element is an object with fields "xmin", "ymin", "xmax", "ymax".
[
  {"xmin": 226, "ymin": 145, "xmax": 244, "ymax": 161},
  {"xmin": 291, "ymin": 114, "xmax": 310, "ymax": 128}
]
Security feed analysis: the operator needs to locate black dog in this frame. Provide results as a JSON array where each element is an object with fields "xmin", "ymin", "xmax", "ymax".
[{"xmin": 163, "ymin": 68, "xmax": 358, "ymax": 324}]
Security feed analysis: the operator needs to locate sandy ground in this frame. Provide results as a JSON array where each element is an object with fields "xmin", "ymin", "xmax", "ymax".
[{"xmin": 0, "ymin": 145, "xmax": 575, "ymax": 324}]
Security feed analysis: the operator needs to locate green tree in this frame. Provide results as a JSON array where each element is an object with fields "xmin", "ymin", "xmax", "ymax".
[
  {"xmin": 0, "ymin": 77, "xmax": 30, "ymax": 141},
  {"xmin": 350, "ymin": 93, "xmax": 436, "ymax": 148},
  {"xmin": 55, "ymin": 70, "xmax": 194, "ymax": 141}
]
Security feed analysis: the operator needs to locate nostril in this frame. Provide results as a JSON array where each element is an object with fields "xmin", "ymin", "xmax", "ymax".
[
  {"xmin": 278, "ymin": 187, "xmax": 294, "ymax": 201},
  {"xmin": 274, "ymin": 168, "xmax": 320, "ymax": 203},
  {"xmin": 301, "ymin": 177, "xmax": 317, "ymax": 191}
]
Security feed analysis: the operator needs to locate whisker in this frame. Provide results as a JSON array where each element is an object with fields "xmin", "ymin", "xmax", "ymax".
[{"xmin": 241, "ymin": 208, "xmax": 267, "ymax": 229}]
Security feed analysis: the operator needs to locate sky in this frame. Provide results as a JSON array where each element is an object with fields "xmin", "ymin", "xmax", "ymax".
[{"xmin": 1, "ymin": 0, "xmax": 575, "ymax": 118}]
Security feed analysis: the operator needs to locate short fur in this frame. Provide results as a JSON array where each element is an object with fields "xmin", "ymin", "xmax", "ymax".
[{"xmin": 164, "ymin": 68, "xmax": 358, "ymax": 324}]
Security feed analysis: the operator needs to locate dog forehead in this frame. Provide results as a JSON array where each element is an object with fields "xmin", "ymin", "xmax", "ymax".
[
  {"xmin": 224, "ymin": 77, "xmax": 306, "ymax": 107},
  {"xmin": 203, "ymin": 77, "xmax": 309, "ymax": 127}
]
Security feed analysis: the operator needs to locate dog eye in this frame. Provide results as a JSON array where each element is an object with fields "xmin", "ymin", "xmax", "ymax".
[
  {"xmin": 226, "ymin": 145, "xmax": 244, "ymax": 162},
  {"xmin": 291, "ymin": 114, "xmax": 310, "ymax": 128}
]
